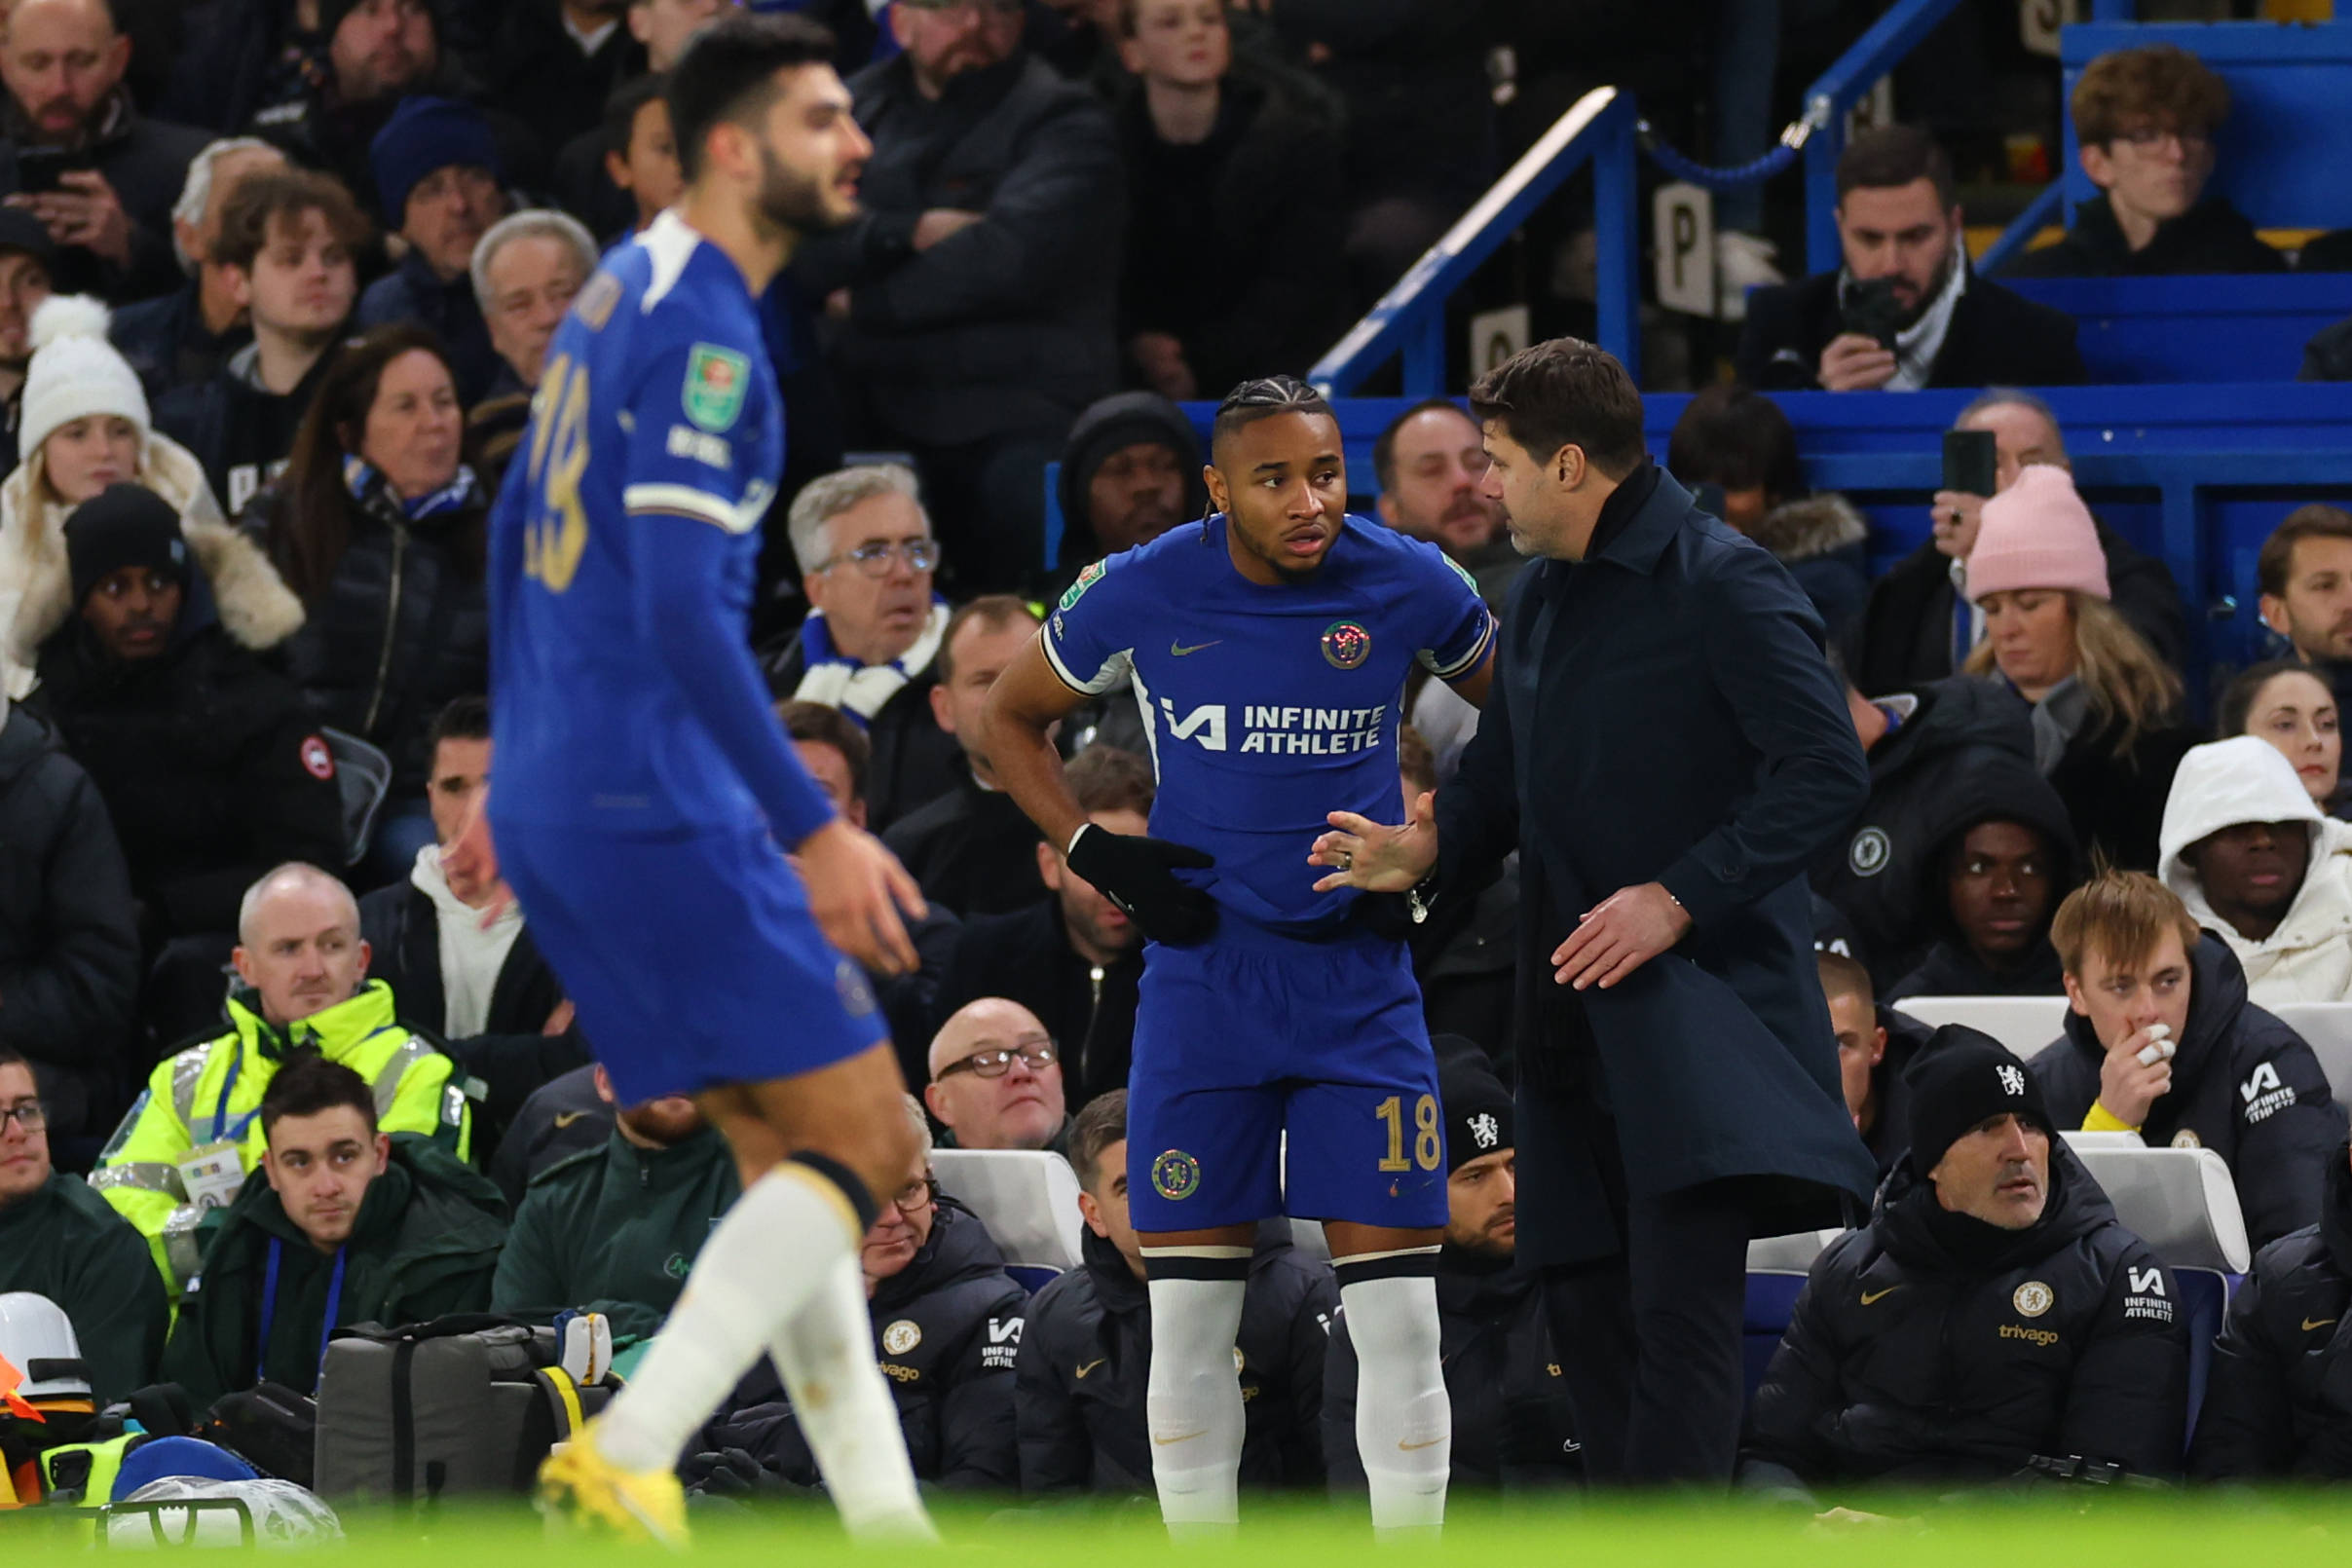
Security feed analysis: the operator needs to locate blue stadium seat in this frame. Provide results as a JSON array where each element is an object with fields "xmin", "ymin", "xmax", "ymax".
[{"xmin": 1741, "ymin": 1272, "xmax": 1811, "ymax": 1405}]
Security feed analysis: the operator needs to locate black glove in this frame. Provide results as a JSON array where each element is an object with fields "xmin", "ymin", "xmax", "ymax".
[{"xmin": 1066, "ymin": 823, "xmax": 1217, "ymax": 945}]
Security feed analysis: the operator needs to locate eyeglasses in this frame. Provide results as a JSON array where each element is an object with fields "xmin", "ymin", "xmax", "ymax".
[
  {"xmin": 934, "ymin": 1039, "xmax": 1056, "ymax": 1081},
  {"xmin": 0, "ymin": 1101, "xmax": 45, "ymax": 1133},
  {"xmin": 890, "ymin": 1173, "xmax": 939, "ymax": 1214},
  {"xmin": 820, "ymin": 540, "xmax": 941, "ymax": 577},
  {"xmin": 2113, "ymin": 126, "xmax": 2210, "ymax": 153}
]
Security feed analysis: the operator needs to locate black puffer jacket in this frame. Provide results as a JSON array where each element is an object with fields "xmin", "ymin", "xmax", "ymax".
[
  {"xmin": 699, "ymin": 1199, "xmax": 1027, "ymax": 1490},
  {"xmin": 32, "ymin": 613, "xmax": 345, "ymax": 943},
  {"xmin": 2028, "ymin": 934, "xmax": 2347, "ymax": 1250},
  {"xmin": 1813, "ymin": 677, "xmax": 2047, "ymax": 989},
  {"xmin": 1740, "ymin": 1142, "xmax": 2186, "ymax": 1494},
  {"xmin": 1324, "ymin": 1253, "xmax": 1578, "ymax": 1495},
  {"xmin": 0, "ymin": 705, "xmax": 138, "ymax": 1140},
  {"xmin": 1017, "ymin": 1223, "xmax": 1335, "ymax": 1495},
  {"xmin": 252, "ymin": 476, "xmax": 490, "ymax": 794},
  {"xmin": 2190, "ymin": 1143, "xmax": 2352, "ymax": 1479}
]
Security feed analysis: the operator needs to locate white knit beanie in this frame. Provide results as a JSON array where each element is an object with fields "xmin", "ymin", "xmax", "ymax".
[{"xmin": 19, "ymin": 295, "xmax": 149, "ymax": 467}]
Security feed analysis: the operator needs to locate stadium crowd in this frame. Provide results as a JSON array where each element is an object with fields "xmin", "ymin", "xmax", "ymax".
[{"xmin": 3, "ymin": 0, "xmax": 2352, "ymax": 1520}]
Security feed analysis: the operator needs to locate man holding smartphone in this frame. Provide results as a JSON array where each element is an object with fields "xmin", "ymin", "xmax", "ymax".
[
  {"xmin": 1843, "ymin": 390, "xmax": 2186, "ymax": 695},
  {"xmin": 0, "ymin": 0, "xmax": 208, "ymax": 301},
  {"xmin": 1736, "ymin": 127, "xmax": 2085, "ymax": 394}
]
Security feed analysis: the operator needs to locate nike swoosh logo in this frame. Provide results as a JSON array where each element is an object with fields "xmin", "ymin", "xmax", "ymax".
[
  {"xmin": 1170, "ymin": 639, "xmax": 1221, "ymax": 656},
  {"xmin": 552, "ymin": 1111, "xmax": 587, "ymax": 1128},
  {"xmin": 1074, "ymin": 1359, "xmax": 1105, "ymax": 1379},
  {"xmin": 1860, "ymin": 1287, "xmax": 1901, "ymax": 1306},
  {"xmin": 2306, "ymin": 1318, "xmax": 2339, "ymax": 1332},
  {"xmin": 1152, "ymin": 1430, "xmax": 1205, "ymax": 1445},
  {"xmin": 1398, "ymin": 1437, "xmax": 1444, "ymax": 1451}
]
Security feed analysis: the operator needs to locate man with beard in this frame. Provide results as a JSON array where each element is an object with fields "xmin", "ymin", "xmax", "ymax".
[
  {"xmin": 1740, "ymin": 1027, "xmax": 2186, "ymax": 1500},
  {"xmin": 0, "ymin": 0, "xmax": 209, "ymax": 302},
  {"xmin": 1373, "ymin": 400, "xmax": 1519, "ymax": 609},
  {"xmin": 1736, "ymin": 127, "xmax": 2084, "ymax": 393},
  {"xmin": 493, "ymin": 1064, "xmax": 739, "ymax": 1342},
  {"xmin": 2259, "ymin": 504, "xmax": 2352, "ymax": 721},
  {"xmin": 1048, "ymin": 390, "xmax": 1202, "ymax": 593},
  {"xmin": 355, "ymin": 97, "xmax": 511, "ymax": 402},
  {"xmin": 488, "ymin": 15, "xmax": 939, "ymax": 1546},
  {"xmin": 1324, "ymin": 1044, "xmax": 1579, "ymax": 1496}
]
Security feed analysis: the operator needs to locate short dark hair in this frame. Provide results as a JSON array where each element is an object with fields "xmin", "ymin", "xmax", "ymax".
[
  {"xmin": 936, "ymin": 594, "xmax": 1039, "ymax": 686},
  {"xmin": 214, "ymin": 168, "xmax": 373, "ymax": 276},
  {"xmin": 2218, "ymin": 657, "xmax": 2334, "ymax": 739},
  {"xmin": 1468, "ymin": 337, "xmax": 1646, "ymax": 480},
  {"xmin": 1666, "ymin": 384, "xmax": 1802, "ymax": 507},
  {"xmin": 2072, "ymin": 43, "xmax": 2230, "ymax": 148},
  {"xmin": 1815, "ymin": 949, "xmax": 1874, "ymax": 1014},
  {"xmin": 1068, "ymin": 1089, "xmax": 1127, "ymax": 1189},
  {"xmin": 1210, "ymin": 375, "xmax": 1333, "ymax": 462},
  {"xmin": 1371, "ymin": 398, "xmax": 1474, "ymax": 494},
  {"xmin": 2258, "ymin": 504, "xmax": 2352, "ymax": 600},
  {"xmin": 1066, "ymin": 744, "xmax": 1154, "ymax": 818},
  {"xmin": 667, "ymin": 13, "xmax": 838, "ymax": 184},
  {"xmin": 0, "ymin": 1043, "xmax": 28, "ymax": 1076},
  {"xmin": 1835, "ymin": 125, "xmax": 1957, "ymax": 211},
  {"xmin": 429, "ymin": 694, "xmax": 489, "ymax": 753},
  {"xmin": 780, "ymin": 699, "xmax": 870, "ymax": 803},
  {"xmin": 603, "ymin": 72, "xmax": 668, "ymax": 159},
  {"xmin": 260, "ymin": 1053, "xmax": 379, "ymax": 1141}
]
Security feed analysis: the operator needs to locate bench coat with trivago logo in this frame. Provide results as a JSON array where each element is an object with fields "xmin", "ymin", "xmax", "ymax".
[
  {"xmin": 1740, "ymin": 1139, "xmax": 2185, "ymax": 1496},
  {"xmin": 2027, "ymin": 933, "xmax": 2347, "ymax": 1249}
]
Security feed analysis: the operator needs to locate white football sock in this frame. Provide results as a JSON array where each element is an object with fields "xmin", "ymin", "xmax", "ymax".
[
  {"xmin": 593, "ymin": 1161, "xmax": 864, "ymax": 1474},
  {"xmin": 1339, "ymin": 1274, "xmax": 1449, "ymax": 1533},
  {"xmin": 766, "ymin": 1251, "xmax": 935, "ymax": 1541},
  {"xmin": 1144, "ymin": 1273, "xmax": 1248, "ymax": 1532}
]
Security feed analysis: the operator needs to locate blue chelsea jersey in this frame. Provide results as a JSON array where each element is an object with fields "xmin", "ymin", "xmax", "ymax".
[
  {"xmin": 489, "ymin": 210, "xmax": 785, "ymax": 833},
  {"xmin": 1043, "ymin": 515, "xmax": 1493, "ymax": 933}
]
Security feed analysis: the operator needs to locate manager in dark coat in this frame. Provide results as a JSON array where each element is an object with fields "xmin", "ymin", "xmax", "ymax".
[{"xmin": 1315, "ymin": 339, "xmax": 1877, "ymax": 1485}]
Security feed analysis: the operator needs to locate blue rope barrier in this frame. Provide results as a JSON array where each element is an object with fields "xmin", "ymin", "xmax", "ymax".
[{"xmin": 1637, "ymin": 126, "xmax": 1803, "ymax": 191}]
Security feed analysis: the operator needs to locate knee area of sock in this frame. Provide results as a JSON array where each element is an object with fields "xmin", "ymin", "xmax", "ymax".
[{"xmin": 1339, "ymin": 1277, "xmax": 1442, "ymax": 1365}]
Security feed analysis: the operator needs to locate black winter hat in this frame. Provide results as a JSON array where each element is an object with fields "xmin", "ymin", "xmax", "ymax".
[
  {"xmin": 1902, "ymin": 1024, "xmax": 2052, "ymax": 1175},
  {"xmin": 66, "ymin": 483, "xmax": 189, "ymax": 609},
  {"xmin": 1434, "ymin": 1035, "xmax": 1512, "ymax": 1175},
  {"xmin": 1055, "ymin": 391, "xmax": 1207, "ymax": 564}
]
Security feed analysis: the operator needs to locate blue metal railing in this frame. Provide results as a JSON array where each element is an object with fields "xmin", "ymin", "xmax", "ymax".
[{"xmin": 1309, "ymin": 86, "xmax": 1638, "ymax": 397}]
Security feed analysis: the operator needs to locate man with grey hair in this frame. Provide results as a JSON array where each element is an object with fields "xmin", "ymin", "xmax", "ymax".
[
  {"xmin": 763, "ymin": 465, "xmax": 961, "ymax": 831},
  {"xmin": 93, "ymin": 860, "xmax": 470, "ymax": 1296},
  {"xmin": 1842, "ymin": 388, "xmax": 2186, "ymax": 694},
  {"xmin": 111, "ymin": 136, "xmax": 285, "ymax": 396},
  {"xmin": 466, "ymin": 208, "xmax": 598, "ymax": 490}
]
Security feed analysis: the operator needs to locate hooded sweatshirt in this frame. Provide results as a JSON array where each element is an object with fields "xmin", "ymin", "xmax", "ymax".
[{"xmin": 2159, "ymin": 736, "xmax": 2352, "ymax": 1007}]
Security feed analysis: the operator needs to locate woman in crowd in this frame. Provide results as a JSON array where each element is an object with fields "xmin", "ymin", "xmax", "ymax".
[
  {"xmin": 0, "ymin": 296, "xmax": 301, "ymax": 695},
  {"xmin": 1665, "ymin": 383, "xmax": 1870, "ymax": 639},
  {"xmin": 250, "ymin": 323, "xmax": 488, "ymax": 883},
  {"xmin": 2220, "ymin": 657, "xmax": 2344, "ymax": 818},
  {"xmin": 1962, "ymin": 465, "xmax": 2195, "ymax": 871}
]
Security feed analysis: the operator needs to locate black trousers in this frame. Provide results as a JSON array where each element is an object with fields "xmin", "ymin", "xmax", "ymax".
[{"xmin": 1525, "ymin": 1059, "xmax": 1751, "ymax": 1486}]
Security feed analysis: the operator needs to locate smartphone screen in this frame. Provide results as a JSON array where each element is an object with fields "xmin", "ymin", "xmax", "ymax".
[{"xmin": 1942, "ymin": 429, "xmax": 1997, "ymax": 498}]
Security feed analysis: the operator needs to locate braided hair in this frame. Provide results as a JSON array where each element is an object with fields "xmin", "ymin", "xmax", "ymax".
[{"xmin": 1210, "ymin": 374, "xmax": 1332, "ymax": 458}]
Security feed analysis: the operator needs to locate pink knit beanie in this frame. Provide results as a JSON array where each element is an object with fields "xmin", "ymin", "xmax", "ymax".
[{"xmin": 1963, "ymin": 464, "xmax": 2110, "ymax": 605}]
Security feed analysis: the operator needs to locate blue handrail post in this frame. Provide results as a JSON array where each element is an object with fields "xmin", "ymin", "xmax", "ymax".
[
  {"xmin": 1400, "ymin": 306, "xmax": 1446, "ymax": 397},
  {"xmin": 1804, "ymin": 97, "xmax": 1844, "ymax": 278},
  {"xmin": 1594, "ymin": 104, "xmax": 1640, "ymax": 385}
]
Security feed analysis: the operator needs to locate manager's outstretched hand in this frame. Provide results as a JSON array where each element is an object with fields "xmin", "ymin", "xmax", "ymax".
[
  {"xmin": 800, "ymin": 818, "xmax": 927, "ymax": 976},
  {"xmin": 1553, "ymin": 883, "xmax": 1693, "ymax": 990},
  {"xmin": 1311, "ymin": 790, "xmax": 1439, "ymax": 894}
]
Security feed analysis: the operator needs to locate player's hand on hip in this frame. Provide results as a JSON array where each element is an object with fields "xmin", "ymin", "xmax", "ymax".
[
  {"xmin": 1066, "ymin": 823, "xmax": 1217, "ymax": 946},
  {"xmin": 1311, "ymin": 790, "xmax": 1438, "ymax": 894},
  {"xmin": 1552, "ymin": 882, "xmax": 1693, "ymax": 990},
  {"xmin": 799, "ymin": 818, "xmax": 928, "ymax": 976}
]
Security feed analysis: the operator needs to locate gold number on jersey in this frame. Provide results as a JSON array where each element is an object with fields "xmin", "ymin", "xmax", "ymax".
[
  {"xmin": 523, "ymin": 353, "xmax": 591, "ymax": 593},
  {"xmin": 1375, "ymin": 1093, "xmax": 1443, "ymax": 1174}
]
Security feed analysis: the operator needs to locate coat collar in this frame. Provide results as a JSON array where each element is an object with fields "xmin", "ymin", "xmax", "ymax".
[{"xmin": 1587, "ymin": 462, "xmax": 1684, "ymax": 577}]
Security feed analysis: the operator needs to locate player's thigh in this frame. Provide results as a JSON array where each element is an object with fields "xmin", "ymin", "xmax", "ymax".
[
  {"xmin": 1124, "ymin": 1080, "xmax": 1286, "ymax": 1234},
  {"xmin": 1283, "ymin": 983, "xmax": 1449, "ymax": 1233},
  {"xmin": 697, "ymin": 1041, "xmax": 920, "ymax": 1202}
]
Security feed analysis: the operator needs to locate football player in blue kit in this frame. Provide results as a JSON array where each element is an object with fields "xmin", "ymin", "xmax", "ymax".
[
  {"xmin": 982, "ymin": 377, "xmax": 1496, "ymax": 1533},
  {"xmin": 483, "ymin": 14, "xmax": 935, "ymax": 1545}
]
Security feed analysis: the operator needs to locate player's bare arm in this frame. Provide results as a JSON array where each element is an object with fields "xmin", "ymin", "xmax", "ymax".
[{"xmin": 797, "ymin": 817, "xmax": 926, "ymax": 976}]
